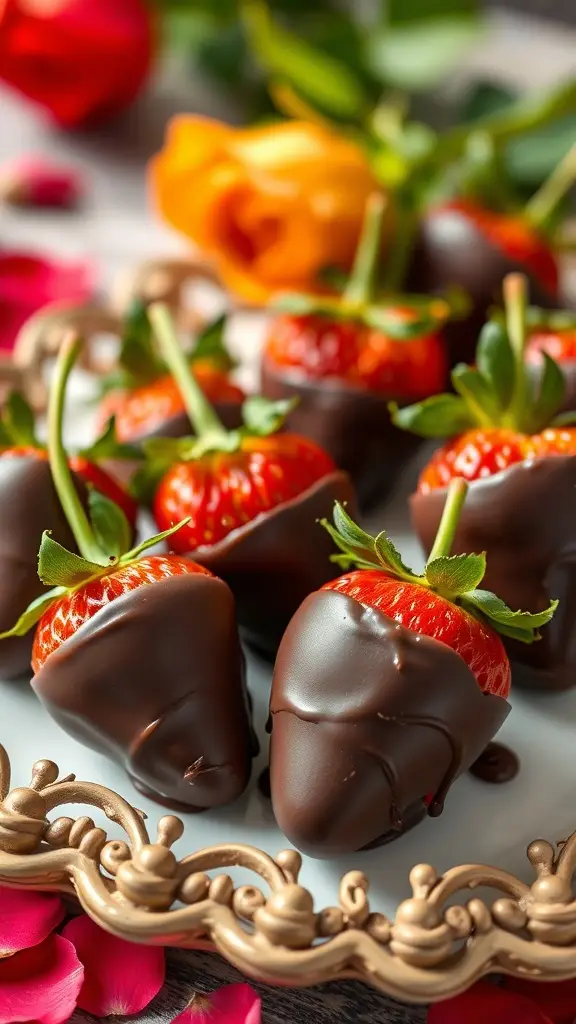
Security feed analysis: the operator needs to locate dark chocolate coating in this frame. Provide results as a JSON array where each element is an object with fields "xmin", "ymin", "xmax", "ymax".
[
  {"xmin": 33, "ymin": 573, "xmax": 256, "ymax": 810},
  {"xmin": 261, "ymin": 363, "xmax": 423, "ymax": 511},
  {"xmin": 0, "ymin": 457, "xmax": 86, "ymax": 680},
  {"xmin": 469, "ymin": 742, "xmax": 519, "ymax": 784},
  {"xmin": 408, "ymin": 207, "xmax": 557, "ymax": 367},
  {"xmin": 411, "ymin": 456, "xmax": 576, "ymax": 691},
  {"xmin": 192, "ymin": 470, "xmax": 358, "ymax": 660},
  {"xmin": 269, "ymin": 590, "xmax": 509, "ymax": 857}
]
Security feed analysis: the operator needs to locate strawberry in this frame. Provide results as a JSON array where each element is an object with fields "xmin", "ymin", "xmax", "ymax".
[
  {"xmin": 268, "ymin": 488, "xmax": 554, "ymax": 856},
  {"xmin": 261, "ymin": 193, "xmax": 455, "ymax": 510},
  {"xmin": 1, "ymin": 333, "xmax": 255, "ymax": 810},
  {"xmin": 526, "ymin": 306, "xmax": 576, "ymax": 412},
  {"xmin": 391, "ymin": 273, "xmax": 576, "ymax": 494},
  {"xmin": 98, "ymin": 303, "xmax": 244, "ymax": 444},
  {"xmin": 138, "ymin": 303, "xmax": 356, "ymax": 657}
]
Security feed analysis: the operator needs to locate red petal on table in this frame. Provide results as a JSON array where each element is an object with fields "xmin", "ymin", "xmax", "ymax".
[
  {"xmin": 61, "ymin": 915, "xmax": 165, "ymax": 1016},
  {"xmin": 0, "ymin": 887, "xmax": 64, "ymax": 956},
  {"xmin": 427, "ymin": 980, "xmax": 553, "ymax": 1024},
  {"xmin": 0, "ymin": 933, "xmax": 84, "ymax": 1024},
  {"xmin": 0, "ymin": 157, "xmax": 83, "ymax": 208},
  {"xmin": 171, "ymin": 984, "xmax": 262, "ymax": 1023},
  {"xmin": 0, "ymin": 250, "xmax": 94, "ymax": 351},
  {"xmin": 504, "ymin": 976, "xmax": 576, "ymax": 1024}
]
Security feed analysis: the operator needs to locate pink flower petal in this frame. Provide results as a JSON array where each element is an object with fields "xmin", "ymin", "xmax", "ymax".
[
  {"xmin": 171, "ymin": 984, "xmax": 262, "ymax": 1024},
  {"xmin": 62, "ymin": 915, "xmax": 165, "ymax": 1017},
  {"xmin": 0, "ymin": 157, "xmax": 83, "ymax": 209},
  {"xmin": 0, "ymin": 933, "xmax": 84, "ymax": 1024},
  {"xmin": 0, "ymin": 887, "xmax": 64, "ymax": 956},
  {"xmin": 0, "ymin": 249, "xmax": 95, "ymax": 351}
]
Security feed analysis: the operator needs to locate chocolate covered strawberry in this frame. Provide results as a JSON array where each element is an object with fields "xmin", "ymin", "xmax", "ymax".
[
  {"xmin": 408, "ymin": 144, "xmax": 576, "ymax": 366},
  {"xmin": 394, "ymin": 274, "xmax": 576, "ymax": 691},
  {"xmin": 269, "ymin": 486, "xmax": 554, "ymax": 857},
  {"xmin": 98, "ymin": 302, "xmax": 244, "ymax": 444},
  {"xmin": 261, "ymin": 193, "xmax": 455, "ymax": 510},
  {"xmin": 139, "ymin": 302, "xmax": 357, "ymax": 658},
  {"xmin": 0, "ymin": 390, "xmax": 137, "ymax": 680},
  {"xmin": 1, "ymin": 334, "xmax": 256, "ymax": 810},
  {"xmin": 526, "ymin": 305, "xmax": 576, "ymax": 411}
]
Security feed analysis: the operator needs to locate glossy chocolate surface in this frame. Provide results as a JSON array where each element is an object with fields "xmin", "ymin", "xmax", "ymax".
[
  {"xmin": 407, "ymin": 207, "xmax": 557, "ymax": 367},
  {"xmin": 469, "ymin": 742, "xmax": 519, "ymax": 784},
  {"xmin": 261, "ymin": 363, "xmax": 423, "ymax": 511},
  {"xmin": 411, "ymin": 456, "xmax": 576, "ymax": 691},
  {"xmin": 192, "ymin": 470, "xmax": 357, "ymax": 661},
  {"xmin": 33, "ymin": 573, "xmax": 257, "ymax": 810},
  {"xmin": 0, "ymin": 456, "xmax": 86, "ymax": 680},
  {"xmin": 269, "ymin": 590, "xmax": 509, "ymax": 857}
]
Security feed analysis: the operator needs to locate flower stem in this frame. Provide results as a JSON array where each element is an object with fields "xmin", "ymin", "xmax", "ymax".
[
  {"xmin": 503, "ymin": 272, "xmax": 529, "ymax": 430},
  {"xmin": 342, "ymin": 192, "xmax": 387, "ymax": 307},
  {"xmin": 428, "ymin": 478, "xmax": 468, "ymax": 561},
  {"xmin": 148, "ymin": 302, "xmax": 228, "ymax": 443},
  {"xmin": 525, "ymin": 142, "xmax": 576, "ymax": 232},
  {"xmin": 48, "ymin": 333, "xmax": 103, "ymax": 563}
]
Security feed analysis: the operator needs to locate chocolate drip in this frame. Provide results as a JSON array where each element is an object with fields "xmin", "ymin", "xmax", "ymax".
[
  {"xmin": 0, "ymin": 456, "xmax": 88, "ymax": 679},
  {"xmin": 407, "ymin": 206, "xmax": 557, "ymax": 368},
  {"xmin": 269, "ymin": 590, "xmax": 509, "ymax": 857},
  {"xmin": 469, "ymin": 742, "xmax": 519, "ymax": 784},
  {"xmin": 192, "ymin": 471, "xmax": 357, "ymax": 660},
  {"xmin": 33, "ymin": 573, "xmax": 256, "ymax": 810},
  {"xmin": 260, "ymin": 364, "xmax": 423, "ymax": 511},
  {"xmin": 411, "ymin": 456, "xmax": 576, "ymax": 691}
]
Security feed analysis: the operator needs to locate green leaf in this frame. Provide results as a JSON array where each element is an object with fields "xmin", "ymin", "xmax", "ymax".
[
  {"xmin": 529, "ymin": 352, "xmax": 566, "ymax": 433},
  {"xmin": 451, "ymin": 364, "xmax": 502, "ymax": 425},
  {"xmin": 462, "ymin": 589, "xmax": 558, "ymax": 643},
  {"xmin": 373, "ymin": 531, "xmax": 421, "ymax": 583},
  {"xmin": 320, "ymin": 501, "xmax": 420, "ymax": 582},
  {"xmin": 242, "ymin": 0, "xmax": 367, "ymax": 117},
  {"xmin": 38, "ymin": 532, "xmax": 108, "ymax": 588},
  {"xmin": 551, "ymin": 410, "xmax": 576, "ymax": 427},
  {"xmin": 143, "ymin": 436, "xmax": 197, "ymax": 464},
  {"xmin": 130, "ymin": 462, "xmax": 166, "ymax": 507},
  {"xmin": 3, "ymin": 391, "xmax": 39, "ymax": 447},
  {"xmin": 425, "ymin": 552, "xmax": 486, "ymax": 597},
  {"xmin": 122, "ymin": 518, "xmax": 191, "ymax": 562},
  {"xmin": 366, "ymin": 15, "xmax": 482, "ymax": 91},
  {"xmin": 459, "ymin": 80, "xmax": 516, "ymax": 124},
  {"xmin": 88, "ymin": 490, "xmax": 132, "ymax": 561},
  {"xmin": 272, "ymin": 293, "xmax": 325, "ymax": 316},
  {"xmin": 332, "ymin": 501, "xmax": 377, "ymax": 557},
  {"xmin": 191, "ymin": 314, "xmax": 236, "ymax": 372},
  {"xmin": 362, "ymin": 306, "xmax": 437, "ymax": 339},
  {"xmin": 241, "ymin": 396, "xmax": 297, "ymax": 436},
  {"xmin": 80, "ymin": 417, "xmax": 141, "ymax": 463},
  {"xmin": 0, "ymin": 586, "xmax": 68, "ymax": 639},
  {"xmin": 117, "ymin": 300, "xmax": 163, "ymax": 387},
  {"xmin": 507, "ymin": 118, "xmax": 576, "ymax": 190},
  {"xmin": 475, "ymin": 321, "xmax": 515, "ymax": 411},
  {"xmin": 389, "ymin": 395, "xmax": 473, "ymax": 438}
]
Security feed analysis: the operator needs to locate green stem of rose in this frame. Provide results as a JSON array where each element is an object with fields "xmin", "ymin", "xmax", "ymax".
[
  {"xmin": 342, "ymin": 192, "xmax": 386, "ymax": 307},
  {"xmin": 428, "ymin": 477, "xmax": 468, "ymax": 561},
  {"xmin": 525, "ymin": 142, "xmax": 576, "ymax": 232},
  {"xmin": 48, "ymin": 333, "xmax": 104, "ymax": 564},
  {"xmin": 148, "ymin": 303, "xmax": 229, "ymax": 445},
  {"xmin": 503, "ymin": 273, "xmax": 529, "ymax": 430}
]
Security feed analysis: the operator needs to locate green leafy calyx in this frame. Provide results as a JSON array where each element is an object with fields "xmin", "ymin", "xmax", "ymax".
[
  {"xmin": 321, "ymin": 495, "xmax": 557, "ymax": 645},
  {"xmin": 391, "ymin": 273, "xmax": 574, "ymax": 439},
  {"xmin": 0, "ymin": 391, "xmax": 41, "ymax": 450}
]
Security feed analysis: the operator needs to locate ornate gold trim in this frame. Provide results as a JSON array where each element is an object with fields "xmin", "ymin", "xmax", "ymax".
[{"xmin": 1, "ymin": 744, "xmax": 576, "ymax": 1002}]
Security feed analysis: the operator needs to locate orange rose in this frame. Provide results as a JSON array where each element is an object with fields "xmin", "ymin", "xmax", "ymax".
[{"xmin": 149, "ymin": 117, "xmax": 380, "ymax": 305}]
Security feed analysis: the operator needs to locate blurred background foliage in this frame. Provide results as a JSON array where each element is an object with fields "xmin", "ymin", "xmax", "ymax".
[{"xmin": 152, "ymin": 0, "xmax": 575, "ymax": 197}]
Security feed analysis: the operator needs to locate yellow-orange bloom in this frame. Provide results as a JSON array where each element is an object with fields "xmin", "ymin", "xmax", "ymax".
[{"xmin": 149, "ymin": 116, "xmax": 380, "ymax": 305}]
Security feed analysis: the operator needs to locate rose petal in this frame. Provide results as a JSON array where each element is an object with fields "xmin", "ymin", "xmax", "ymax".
[
  {"xmin": 172, "ymin": 984, "xmax": 262, "ymax": 1023},
  {"xmin": 0, "ymin": 157, "xmax": 83, "ymax": 209},
  {"xmin": 0, "ymin": 887, "xmax": 64, "ymax": 956},
  {"xmin": 427, "ymin": 980, "xmax": 553, "ymax": 1024},
  {"xmin": 61, "ymin": 915, "xmax": 165, "ymax": 1016},
  {"xmin": 0, "ymin": 250, "xmax": 94, "ymax": 351},
  {"xmin": 0, "ymin": 933, "xmax": 84, "ymax": 1024},
  {"xmin": 504, "ymin": 976, "xmax": 576, "ymax": 1024}
]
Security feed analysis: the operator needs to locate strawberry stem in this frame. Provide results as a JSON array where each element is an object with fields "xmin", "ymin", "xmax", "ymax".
[
  {"xmin": 503, "ymin": 273, "xmax": 529, "ymax": 430},
  {"xmin": 428, "ymin": 478, "xmax": 468, "ymax": 561},
  {"xmin": 148, "ymin": 302, "xmax": 229, "ymax": 445},
  {"xmin": 525, "ymin": 142, "xmax": 576, "ymax": 232},
  {"xmin": 48, "ymin": 333, "xmax": 105, "ymax": 564},
  {"xmin": 342, "ymin": 192, "xmax": 386, "ymax": 307}
]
